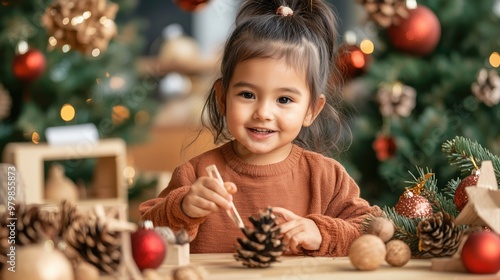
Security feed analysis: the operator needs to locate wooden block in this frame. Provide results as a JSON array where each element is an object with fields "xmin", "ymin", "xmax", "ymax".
[
  {"xmin": 164, "ymin": 244, "xmax": 190, "ymax": 266},
  {"xmin": 431, "ymin": 257, "xmax": 466, "ymax": 273}
]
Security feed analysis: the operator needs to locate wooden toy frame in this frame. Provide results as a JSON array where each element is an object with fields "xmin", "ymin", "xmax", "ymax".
[{"xmin": 2, "ymin": 138, "xmax": 127, "ymax": 207}]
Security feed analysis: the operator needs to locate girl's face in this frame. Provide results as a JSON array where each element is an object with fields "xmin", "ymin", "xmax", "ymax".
[{"xmin": 224, "ymin": 58, "xmax": 323, "ymax": 164}]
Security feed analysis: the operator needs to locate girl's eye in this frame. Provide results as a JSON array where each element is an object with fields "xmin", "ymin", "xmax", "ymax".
[
  {"xmin": 277, "ymin": 97, "xmax": 292, "ymax": 104},
  {"xmin": 240, "ymin": 92, "xmax": 254, "ymax": 99}
]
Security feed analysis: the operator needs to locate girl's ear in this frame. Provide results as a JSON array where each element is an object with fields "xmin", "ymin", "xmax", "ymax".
[
  {"xmin": 214, "ymin": 79, "xmax": 225, "ymax": 114},
  {"xmin": 303, "ymin": 94, "xmax": 326, "ymax": 127}
]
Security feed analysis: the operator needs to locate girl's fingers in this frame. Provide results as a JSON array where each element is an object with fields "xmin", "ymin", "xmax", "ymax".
[
  {"xmin": 224, "ymin": 182, "xmax": 237, "ymax": 194},
  {"xmin": 272, "ymin": 207, "xmax": 298, "ymax": 222}
]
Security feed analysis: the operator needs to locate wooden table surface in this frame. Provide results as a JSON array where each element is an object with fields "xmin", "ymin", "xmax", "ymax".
[{"xmin": 152, "ymin": 253, "xmax": 500, "ymax": 280}]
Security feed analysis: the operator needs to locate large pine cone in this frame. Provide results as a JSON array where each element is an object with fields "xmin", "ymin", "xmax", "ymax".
[
  {"xmin": 64, "ymin": 213, "xmax": 122, "ymax": 273},
  {"xmin": 0, "ymin": 204, "xmax": 59, "ymax": 267},
  {"xmin": 358, "ymin": 0, "xmax": 410, "ymax": 27},
  {"xmin": 234, "ymin": 207, "xmax": 284, "ymax": 268},
  {"xmin": 0, "ymin": 204, "xmax": 58, "ymax": 270},
  {"xmin": 417, "ymin": 211, "xmax": 464, "ymax": 257}
]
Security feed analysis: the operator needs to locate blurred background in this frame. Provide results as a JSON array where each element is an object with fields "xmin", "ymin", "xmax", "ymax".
[{"xmin": 1, "ymin": 0, "xmax": 499, "ymax": 222}]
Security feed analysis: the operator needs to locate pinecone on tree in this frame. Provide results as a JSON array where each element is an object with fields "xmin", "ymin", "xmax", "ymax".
[
  {"xmin": 471, "ymin": 68, "xmax": 500, "ymax": 107},
  {"xmin": 64, "ymin": 213, "xmax": 122, "ymax": 273},
  {"xmin": 357, "ymin": 0, "xmax": 410, "ymax": 27},
  {"xmin": 417, "ymin": 211, "xmax": 464, "ymax": 257},
  {"xmin": 234, "ymin": 207, "xmax": 284, "ymax": 268}
]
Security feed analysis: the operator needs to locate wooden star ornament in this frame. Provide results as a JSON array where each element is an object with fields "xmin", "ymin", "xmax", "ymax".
[{"xmin": 455, "ymin": 160, "xmax": 500, "ymax": 234}]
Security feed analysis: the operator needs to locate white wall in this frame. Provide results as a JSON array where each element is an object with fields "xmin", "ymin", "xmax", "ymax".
[{"xmin": 193, "ymin": 0, "xmax": 241, "ymax": 58}]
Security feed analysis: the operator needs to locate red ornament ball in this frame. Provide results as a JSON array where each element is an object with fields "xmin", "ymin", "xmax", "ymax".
[
  {"xmin": 12, "ymin": 49, "xmax": 46, "ymax": 82},
  {"xmin": 373, "ymin": 134, "xmax": 397, "ymax": 161},
  {"xmin": 334, "ymin": 44, "xmax": 371, "ymax": 81},
  {"xmin": 173, "ymin": 0, "xmax": 210, "ymax": 12},
  {"xmin": 454, "ymin": 172, "xmax": 480, "ymax": 211},
  {"xmin": 131, "ymin": 221, "xmax": 166, "ymax": 271},
  {"xmin": 387, "ymin": 5, "xmax": 441, "ymax": 56},
  {"xmin": 461, "ymin": 231, "xmax": 500, "ymax": 274},
  {"xmin": 395, "ymin": 190, "xmax": 433, "ymax": 218}
]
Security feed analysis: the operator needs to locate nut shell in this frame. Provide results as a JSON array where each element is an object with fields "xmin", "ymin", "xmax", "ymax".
[
  {"xmin": 366, "ymin": 217, "xmax": 395, "ymax": 242},
  {"xmin": 348, "ymin": 235, "xmax": 387, "ymax": 271},
  {"xmin": 385, "ymin": 240, "xmax": 411, "ymax": 267}
]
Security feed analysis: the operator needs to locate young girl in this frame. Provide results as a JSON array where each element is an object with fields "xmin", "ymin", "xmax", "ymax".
[{"xmin": 139, "ymin": 0, "xmax": 380, "ymax": 257}]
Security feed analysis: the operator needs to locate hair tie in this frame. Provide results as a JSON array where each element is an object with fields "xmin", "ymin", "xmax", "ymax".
[{"xmin": 276, "ymin": 5, "xmax": 293, "ymax": 16}]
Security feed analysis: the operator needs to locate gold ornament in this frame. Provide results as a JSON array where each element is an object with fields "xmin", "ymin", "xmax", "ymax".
[
  {"xmin": 0, "ymin": 84, "xmax": 12, "ymax": 121},
  {"xmin": 394, "ymin": 173, "xmax": 434, "ymax": 218},
  {"xmin": 348, "ymin": 234, "xmax": 386, "ymax": 271},
  {"xmin": 42, "ymin": 0, "xmax": 119, "ymax": 56},
  {"xmin": 376, "ymin": 82, "xmax": 416, "ymax": 117},
  {"xmin": 394, "ymin": 190, "xmax": 433, "ymax": 218},
  {"xmin": 471, "ymin": 68, "xmax": 500, "ymax": 107},
  {"xmin": 385, "ymin": 240, "xmax": 411, "ymax": 267}
]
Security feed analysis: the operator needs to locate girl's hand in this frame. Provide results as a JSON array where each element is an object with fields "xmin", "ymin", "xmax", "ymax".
[
  {"xmin": 272, "ymin": 207, "xmax": 322, "ymax": 254},
  {"xmin": 181, "ymin": 177, "xmax": 237, "ymax": 218}
]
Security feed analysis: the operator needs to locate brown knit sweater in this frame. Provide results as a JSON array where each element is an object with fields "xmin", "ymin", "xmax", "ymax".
[{"xmin": 139, "ymin": 141, "xmax": 380, "ymax": 256}]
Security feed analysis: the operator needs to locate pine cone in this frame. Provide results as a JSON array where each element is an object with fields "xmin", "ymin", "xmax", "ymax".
[
  {"xmin": 417, "ymin": 212, "xmax": 464, "ymax": 257},
  {"xmin": 358, "ymin": 0, "xmax": 410, "ymax": 27},
  {"xmin": 58, "ymin": 200, "xmax": 83, "ymax": 237},
  {"xmin": 376, "ymin": 82, "xmax": 416, "ymax": 117},
  {"xmin": 0, "ymin": 204, "xmax": 59, "ymax": 268},
  {"xmin": 64, "ymin": 213, "xmax": 122, "ymax": 273},
  {"xmin": 234, "ymin": 207, "xmax": 284, "ymax": 268},
  {"xmin": 471, "ymin": 68, "xmax": 500, "ymax": 107}
]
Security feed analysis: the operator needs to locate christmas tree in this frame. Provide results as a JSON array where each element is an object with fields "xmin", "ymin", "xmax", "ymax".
[
  {"xmin": 340, "ymin": 0, "xmax": 500, "ymax": 206},
  {"xmin": 0, "ymin": 0, "xmax": 157, "ymax": 155}
]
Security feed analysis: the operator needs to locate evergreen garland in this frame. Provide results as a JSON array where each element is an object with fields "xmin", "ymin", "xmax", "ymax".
[{"xmin": 372, "ymin": 136, "xmax": 499, "ymax": 257}]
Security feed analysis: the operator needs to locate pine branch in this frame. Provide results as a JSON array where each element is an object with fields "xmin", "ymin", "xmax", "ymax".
[
  {"xmin": 441, "ymin": 136, "xmax": 500, "ymax": 182},
  {"xmin": 442, "ymin": 178, "xmax": 460, "ymax": 199}
]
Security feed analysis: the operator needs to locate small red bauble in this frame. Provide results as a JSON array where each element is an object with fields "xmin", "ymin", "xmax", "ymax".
[
  {"xmin": 461, "ymin": 231, "xmax": 500, "ymax": 274},
  {"xmin": 387, "ymin": 5, "xmax": 441, "ymax": 56},
  {"xmin": 131, "ymin": 220, "xmax": 166, "ymax": 271},
  {"xmin": 373, "ymin": 134, "xmax": 397, "ymax": 161},
  {"xmin": 395, "ymin": 190, "xmax": 433, "ymax": 218},
  {"xmin": 454, "ymin": 171, "xmax": 480, "ymax": 211},
  {"xmin": 335, "ymin": 44, "xmax": 371, "ymax": 81},
  {"xmin": 12, "ymin": 49, "xmax": 46, "ymax": 82},
  {"xmin": 173, "ymin": 0, "xmax": 210, "ymax": 12}
]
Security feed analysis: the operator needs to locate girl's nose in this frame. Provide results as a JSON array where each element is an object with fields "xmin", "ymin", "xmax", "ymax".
[{"xmin": 253, "ymin": 101, "xmax": 274, "ymax": 121}]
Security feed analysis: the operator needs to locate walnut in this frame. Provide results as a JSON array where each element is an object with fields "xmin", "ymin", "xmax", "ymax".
[
  {"xmin": 366, "ymin": 217, "xmax": 395, "ymax": 242},
  {"xmin": 348, "ymin": 235, "xmax": 387, "ymax": 271},
  {"xmin": 385, "ymin": 240, "xmax": 411, "ymax": 267}
]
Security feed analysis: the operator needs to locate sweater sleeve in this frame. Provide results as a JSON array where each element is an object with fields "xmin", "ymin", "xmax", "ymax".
[
  {"xmin": 138, "ymin": 165, "xmax": 207, "ymax": 241},
  {"xmin": 304, "ymin": 165, "xmax": 382, "ymax": 257}
]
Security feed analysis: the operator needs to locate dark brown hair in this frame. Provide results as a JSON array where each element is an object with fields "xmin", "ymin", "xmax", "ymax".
[{"xmin": 201, "ymin": 0, "xmax": 350, "ymax": 156}]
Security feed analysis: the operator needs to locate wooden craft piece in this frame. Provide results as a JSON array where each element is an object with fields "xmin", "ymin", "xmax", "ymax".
[
  {"xmin": 164, "ymin": 243, "xmax": 190, "ymax": 266},
  {"xmin": 455, "ymin": 161, "xmax": 500, "ymax": 234}
]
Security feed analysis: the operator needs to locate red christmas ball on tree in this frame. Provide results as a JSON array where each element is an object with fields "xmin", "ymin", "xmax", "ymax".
[
  {"xmin": 12, "ymin": 48, "xmax": 46, "ymax": 82},
  {"xmin": 395, "ymin": 190, "xmax": 433, "ymax": 218},
  {"xmin": 373, "ymin": 134, "xmax": 397, "ymax": 161},
  {"xmin": 173, "ymin": 0, "xmax": 210, "ymax": 12},
  {"xmin": 334, "ymin": 44, "xmax": 371, "ymax": 81},
  {"xmin": 387, "ymin": 5, "xmax": 441, "ymax": 56},
  {"xmin": 454, "ymin": 171, "xmax": 480, "ymax": 211},
  {"xmin": 131, "ymin": 220, "xmax": 166, "ymax": 271},
  {"xmin": 461, "ymin": 231, "xmax": 500, "ymax": 274}
]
